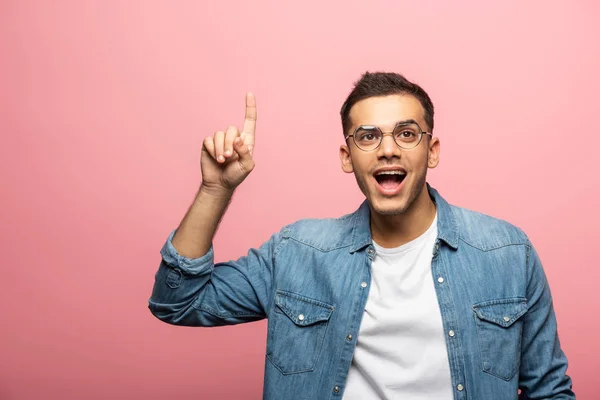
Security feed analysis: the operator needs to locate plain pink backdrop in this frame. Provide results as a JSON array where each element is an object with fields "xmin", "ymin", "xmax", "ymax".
[{"xmin": 1, "ymin": 1, "xmax": 599, "ymax": 399}]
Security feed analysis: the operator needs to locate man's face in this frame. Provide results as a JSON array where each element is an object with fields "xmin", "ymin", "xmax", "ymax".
[{"xmin": 339, "ymin": 94, "xmax": 440, "ymax": 216}]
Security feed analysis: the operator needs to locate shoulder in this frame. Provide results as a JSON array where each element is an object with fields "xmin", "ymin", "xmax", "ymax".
[
  {"xmin": 279, "ymin": 211, "xmax": 356, "ymax": 252},
  {"xmin": 450, "ymin": 205, "xmax": 531, "ymax": 251}
]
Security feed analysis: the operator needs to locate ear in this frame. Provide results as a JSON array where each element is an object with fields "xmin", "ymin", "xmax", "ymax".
[
  {"xmin": 427, "ymin": 136, "xmax": 440, "ymax": 168},
  {"xmin": 339, "ymin": 144, "xmax": 354, "ymax": 173}
]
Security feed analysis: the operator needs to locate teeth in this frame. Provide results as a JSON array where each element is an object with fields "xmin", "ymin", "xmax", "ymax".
[{"xmin": 376, "ymin": 170, "xmax": 406, "ymax": 176}]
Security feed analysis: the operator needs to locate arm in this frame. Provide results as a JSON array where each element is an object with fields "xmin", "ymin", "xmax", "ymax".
[
  {"xmin": 518, "ymin": 243, "xmax": 575, "ymax": 399},
  {"xmin": 149, "ymin": 93, "xmax": 269, "ymax": 326},
  {"xmin": 172, "ymin": 92, "xmax": 257, "ymax": 259},
  {"xmin": 148, "ymin": 227, "xmax": 279, "ymax": 326}
]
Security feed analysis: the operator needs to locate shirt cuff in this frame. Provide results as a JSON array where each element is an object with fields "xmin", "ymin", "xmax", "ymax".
[{"xmin": 159, "ymin": 230, "xmax": 214, "ymax": 275}]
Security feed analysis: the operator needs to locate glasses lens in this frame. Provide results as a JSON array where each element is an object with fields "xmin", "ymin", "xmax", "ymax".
[
  {"xmin": 393, "ymin": 123, "xmax": 422, "ymax": 149},
  {"xmin": 354, "ymin": 127, "xmax": 382, "ymax": 151}
]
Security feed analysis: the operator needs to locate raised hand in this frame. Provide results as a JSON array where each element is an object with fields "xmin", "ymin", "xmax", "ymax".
[{"xmin": 200, "ymin": 93, "xmax": 257, "ymax": 194}]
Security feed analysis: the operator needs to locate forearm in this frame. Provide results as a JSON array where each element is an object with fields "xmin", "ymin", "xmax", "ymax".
[{"xmin": 172, "ymin": 184, "xmax": 234, "ymax": 259}]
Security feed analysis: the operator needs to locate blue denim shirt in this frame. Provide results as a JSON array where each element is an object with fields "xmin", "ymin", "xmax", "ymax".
[{"xmin": 149, "ymin": 185, "xmax": 574, "ymax": 399}]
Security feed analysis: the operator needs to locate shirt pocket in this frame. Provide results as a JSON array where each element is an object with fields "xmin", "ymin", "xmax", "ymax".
[
  {"xmin": 472, "ymin": 297, "xmax": 529, "ymax": 381},
  {"xmin": 266, "ymin": 290, "xmax": 335, "ymax": 375}
]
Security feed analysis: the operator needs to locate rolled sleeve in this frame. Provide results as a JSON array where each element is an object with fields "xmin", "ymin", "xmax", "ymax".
[
  {"xmin": 159, "ymin": 230, "xmax": 215, "ymax": 275},
  {"xmin": 149, "ymin": 229, "xmax": 281, "ymax": 327}
]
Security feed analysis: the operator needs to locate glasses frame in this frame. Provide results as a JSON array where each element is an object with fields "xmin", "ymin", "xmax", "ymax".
[{"xmin": 345, "ymin": 120, "xmax": 432, "ymax": 151}]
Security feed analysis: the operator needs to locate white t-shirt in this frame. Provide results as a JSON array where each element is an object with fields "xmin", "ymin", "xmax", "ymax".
[{"xmin": 343, "ymin": 215, "xmax": 453, "ymax": 399}]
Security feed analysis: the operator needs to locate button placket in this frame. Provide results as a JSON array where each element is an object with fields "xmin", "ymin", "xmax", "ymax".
[{"xmin": 432, "ymin": 244, "xmax": 467, "ymax": 396}]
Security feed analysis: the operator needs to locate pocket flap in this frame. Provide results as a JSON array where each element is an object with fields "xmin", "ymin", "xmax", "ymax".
[
  {"xmin": 472, "ymin": 298, "xmax": 528, "ymax": 328},
  {"xmin": 275, "ymin": 290, "xmax": 334, "ymax": 326}
]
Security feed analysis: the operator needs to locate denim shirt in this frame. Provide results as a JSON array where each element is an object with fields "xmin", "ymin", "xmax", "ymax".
[{"xmin": 149, "ymin": 185, "xmax": 574, "ymax": 400}]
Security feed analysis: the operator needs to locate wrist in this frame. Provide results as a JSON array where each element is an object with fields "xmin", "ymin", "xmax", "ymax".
[{"xmin": 198, "ymin": 183, "xmax": 234, "ymax": 201}]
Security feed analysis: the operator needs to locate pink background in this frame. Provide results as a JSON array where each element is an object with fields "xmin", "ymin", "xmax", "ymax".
[{"xmin": 1, "ymin": 1, "xmax": 599, "ymax": 399}]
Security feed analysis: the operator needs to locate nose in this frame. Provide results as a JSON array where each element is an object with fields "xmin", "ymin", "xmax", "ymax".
[{"xmin": 377, "ymin": 132, "xmax": 400, "ymax": 159}]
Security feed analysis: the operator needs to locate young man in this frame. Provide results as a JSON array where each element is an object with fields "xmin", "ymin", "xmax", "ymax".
[{"xmin": 149, "ymin": 72, "xmax": 574, "ymax": 399}]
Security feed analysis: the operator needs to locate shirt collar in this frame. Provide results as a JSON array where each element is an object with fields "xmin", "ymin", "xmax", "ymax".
[{"xmin": 349, "ymin": 183, "xmax": 459, "ymax": 253}]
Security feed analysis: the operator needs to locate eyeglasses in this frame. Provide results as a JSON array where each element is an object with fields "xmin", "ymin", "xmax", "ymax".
[{"xmin": 345, "ymin": 120, "xmax": 432, "ymax": 152}]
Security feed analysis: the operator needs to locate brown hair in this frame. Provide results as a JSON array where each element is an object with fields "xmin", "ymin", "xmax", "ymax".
[{"xmin": 340, "ymin": 72, "xmax": 434, "ymax": 135}]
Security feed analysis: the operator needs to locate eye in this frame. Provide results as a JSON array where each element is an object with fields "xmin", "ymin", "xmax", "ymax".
[
  {"xmin": 395, "ymin": 128, "xmax": 419, "ymax": 142},
  {"xmin": 358, "ymin": 130, "xmax": 379, "ymax": 142},
  {"xmin": 363, "ymin": 133, "xmax": 375, "ymax": 141}
]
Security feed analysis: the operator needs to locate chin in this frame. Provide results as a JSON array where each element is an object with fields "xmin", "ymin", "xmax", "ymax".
[{"xmin": 368, "ymin": 197, "xmax": 411, "ymax": 216}]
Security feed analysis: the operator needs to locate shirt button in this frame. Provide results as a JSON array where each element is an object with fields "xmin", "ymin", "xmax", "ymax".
[
  {"xmin": 457, "ymin": 384, "xmax": 464, "ymax": 391},
  {"xmin": 437, "ymin": 277, "xmax": 444, "ymax": 283},
  {"xmin": 504, "ymin": 316, "xmax": 510, "ymax": 322},
  {"xmin": 346, "ymin": 334, "xmax": 353, "ymax": 341},
  {"xmin": 333, "ymin": 386, "xmax": 340, "ymax": 393},
  {"xmin": 298, "ymin": 314, "xmax": 305, "ymax": 321},
  {"xmin": 361, "ymin": 282, "xmax": 367, "ymax": 288},
  {"xmin": 448, "ymin": 330, "xmax": 455, "ymax": 337},
  {"xmin": 367, "ymin": 248, "xmax": 374, "ymax": 255}
]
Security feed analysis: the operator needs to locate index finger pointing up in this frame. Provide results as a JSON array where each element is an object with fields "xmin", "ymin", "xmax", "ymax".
[{"xmin": 242, "ymin": 92, "xmax": 257, "ymax": 137}]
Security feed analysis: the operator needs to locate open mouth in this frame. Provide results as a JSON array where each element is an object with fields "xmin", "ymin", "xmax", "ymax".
[{"xmin": 374, "ymin": 170, "xmax": 406, "ymax": 191}]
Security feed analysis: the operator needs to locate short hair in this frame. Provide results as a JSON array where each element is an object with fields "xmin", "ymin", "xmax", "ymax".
[{"xmin": 340, "ymin": 72, "xmax": 434, "ymax": 135}]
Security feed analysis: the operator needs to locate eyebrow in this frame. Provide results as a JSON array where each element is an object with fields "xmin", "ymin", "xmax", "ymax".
[{"xmin": 358, "ymin": 119, "xmax": 419, "ymax": 129}]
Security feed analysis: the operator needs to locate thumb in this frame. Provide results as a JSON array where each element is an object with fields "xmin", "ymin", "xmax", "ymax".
[
  {"xmin": 240, "ymin": 132, "xmax": 254, "ymax": 156},
  {"xmin": 233, "ymin": 136, "xmax": 254, "ymax": 169}
]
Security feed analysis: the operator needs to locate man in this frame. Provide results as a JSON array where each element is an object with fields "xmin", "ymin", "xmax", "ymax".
[{"xmin": 149, "ymin": 72, "xmax": 574, "ymax": 399}]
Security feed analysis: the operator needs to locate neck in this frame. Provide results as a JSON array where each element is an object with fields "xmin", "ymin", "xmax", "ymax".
[{"xmin": 370, "ymin": 186, "xmax": 437, "ymax": 248}]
